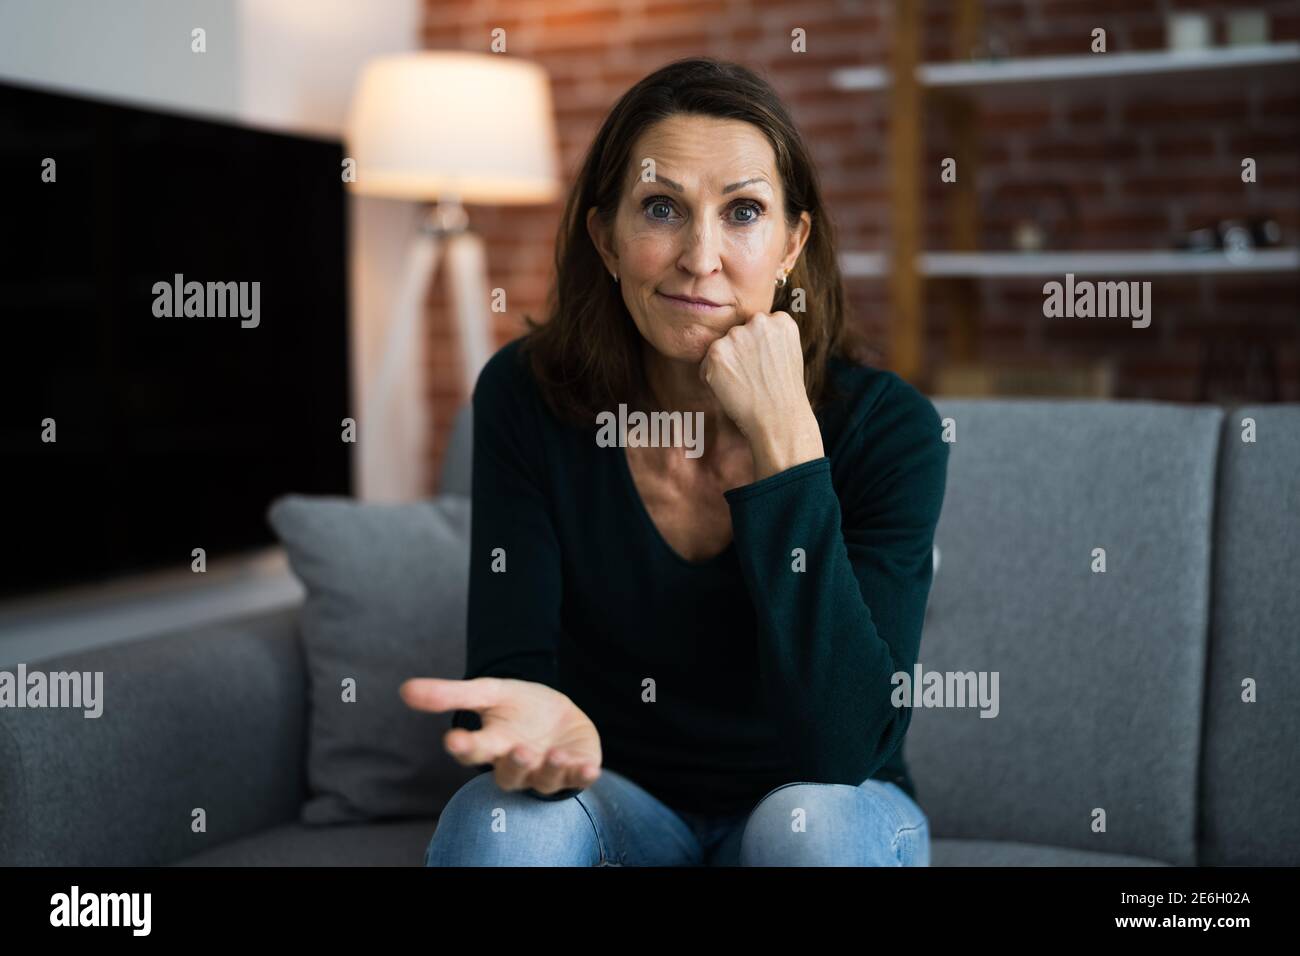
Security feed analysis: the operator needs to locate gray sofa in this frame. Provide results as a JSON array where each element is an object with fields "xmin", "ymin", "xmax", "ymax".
[{"xmin": 2, "ymin": 399, "xmax": 1296, "ymax": 866}]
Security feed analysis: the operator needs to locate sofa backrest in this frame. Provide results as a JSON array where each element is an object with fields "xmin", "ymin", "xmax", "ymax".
[
  {"xmin": 1199, "ymin": 405, "xmax": 1300, "ymax": 866},
  {"xmin": 909, "ymin": 400, "xmax": 1223, "ymax": 865}
]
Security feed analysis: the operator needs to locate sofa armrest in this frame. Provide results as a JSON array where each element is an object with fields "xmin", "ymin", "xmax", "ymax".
[{"xmin": 0, "ymin": 604, "xmax": 309, "ymax": 865}]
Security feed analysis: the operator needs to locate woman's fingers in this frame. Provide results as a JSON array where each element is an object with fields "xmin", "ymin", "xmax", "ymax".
[
  {"xmin": 568, "ymin": 764, "xmax": 601, "ymax": 789},
  {"xmin": 441, "ymin": 728, "xmax": 481, "ymax": 766},
  {"xmin": 525, "ymin": 747, "xmax": 574, "ymax": 795},
  {"xmin": 399, "ymin": 676, "xmax": 498, "ymax": 715},
  {"xmin": 494, "ymin": 744, "xmax": 544, "ymax": 791},
  {"xmin": 525, "ymin": 748, "xmax": 600, "ymax": 795},
  {"xmin": 491, "ymin": 744, "xmax": 598, "ymax": 793},
  {"xmin": 551, "ymin": 760, "xmax": 599, "ymax": 791},
  {"xmin": 443, "ymin": 725, "xmax": 514, "ymax": 768}
]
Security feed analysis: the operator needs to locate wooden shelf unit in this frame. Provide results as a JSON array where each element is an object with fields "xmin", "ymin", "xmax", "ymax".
[{"xmin": 834, "ymin": 1, "xmax": 1298, "ymax": 393}]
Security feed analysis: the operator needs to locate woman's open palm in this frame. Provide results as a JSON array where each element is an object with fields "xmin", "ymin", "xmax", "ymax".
[{"xmin": 400, "ymin": 676, "xmax": 602, "ymax": 795}]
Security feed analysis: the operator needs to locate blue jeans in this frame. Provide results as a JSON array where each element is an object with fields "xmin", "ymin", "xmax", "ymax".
[{"xmin": 424, "ymin": 767, "xmax": 931, "ymax": 866}]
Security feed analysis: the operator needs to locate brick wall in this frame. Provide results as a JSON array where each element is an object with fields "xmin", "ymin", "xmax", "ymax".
[{"xmin": 420, "ymin": 0, "xmax": 1300, "ymax": 491}]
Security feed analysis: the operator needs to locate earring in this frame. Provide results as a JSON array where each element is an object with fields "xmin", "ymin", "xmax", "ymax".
[
  {"xmin": 613, "ymin": 271, "xmax": 619, "ymax": 284},
  {"xmin": 775, "ymin": 271, "xmax": 787, "ymax": 288}
]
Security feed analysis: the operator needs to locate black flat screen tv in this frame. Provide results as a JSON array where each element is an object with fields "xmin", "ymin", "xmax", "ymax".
[{"xmin": 0, "ymin": 79, "xmax": 352, "ymax": 600}]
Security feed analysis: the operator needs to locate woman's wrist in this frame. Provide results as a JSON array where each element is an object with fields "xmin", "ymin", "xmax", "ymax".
[{"xmin": 749, "ymin": 409, "xmax": 825, "ymax": 480}]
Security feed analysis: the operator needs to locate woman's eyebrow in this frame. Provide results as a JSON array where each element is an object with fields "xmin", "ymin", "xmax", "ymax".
[{"xmin": 636, "ymin": 175, "xmax": 770, "ymax": 194}]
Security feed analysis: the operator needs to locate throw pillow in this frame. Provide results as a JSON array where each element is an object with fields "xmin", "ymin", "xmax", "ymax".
[{"xmin": 267, "ymin": 493, "xmax": 473, "ymax": 824}]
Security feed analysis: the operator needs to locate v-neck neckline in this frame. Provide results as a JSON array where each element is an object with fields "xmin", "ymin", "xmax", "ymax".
[{"xmin": 616, "ymin": 442, "xmax": 735, "ymax": 570}]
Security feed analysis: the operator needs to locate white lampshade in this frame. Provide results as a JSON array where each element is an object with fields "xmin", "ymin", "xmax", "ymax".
[{"xmin": 346, "ymin": 51, "xmax": 560, "ymax": 204}]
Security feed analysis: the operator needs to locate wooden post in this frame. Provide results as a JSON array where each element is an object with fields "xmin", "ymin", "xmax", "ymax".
[
  {"xmin": 946, "ymin": 1, "xmax": 982, "ymax": 368},
  {"xmin": 888, "ymin": 0, "xmax": 923, "ymax": 385}
]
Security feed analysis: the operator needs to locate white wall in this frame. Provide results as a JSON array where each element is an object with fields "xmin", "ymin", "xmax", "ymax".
[
  {"xmin": 0, "ymin": 0, "xmax": 426, "ymax": 662},
  {"xmin": 0, "ymin": 0, "xmax": 240, "ymax": 115}
]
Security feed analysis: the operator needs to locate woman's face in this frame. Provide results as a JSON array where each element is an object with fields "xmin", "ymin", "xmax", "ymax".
[{"xmin": 588, "ymin": 113, "xmax": 811, "ymax": 364}]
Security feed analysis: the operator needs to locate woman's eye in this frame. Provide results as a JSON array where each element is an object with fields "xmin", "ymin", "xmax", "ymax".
[
  {"xmin": 732, "ymin": 201, "xmax": 763, "ymax": 224},
  {"xmin": 644, "ymin": 198, "xmax": 675, "ymax": 220}
]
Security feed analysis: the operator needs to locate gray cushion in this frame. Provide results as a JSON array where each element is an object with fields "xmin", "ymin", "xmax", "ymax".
[
  {"xmin": 267, "ymin": 494, "xmax": 474, "ymax": 825},
  {"xmin": 1200, "ymin": 405, "xmax": 1300, "ymax": 865},
  {"xmin": 932, "ymin": 839, "xmax": 1168, "ymax": 867},
  {"xmin": 909, "ymin": 400, "xmax": 1222, "ymax": 866},
  {"xmin": 173, "ymin": 817, "xmax": 440, "ymax": 866}
]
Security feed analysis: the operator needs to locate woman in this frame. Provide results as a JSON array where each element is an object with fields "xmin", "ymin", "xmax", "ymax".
[{"xmin": 400, "ymin": 57, "xmax": 949, "ymax": 866}]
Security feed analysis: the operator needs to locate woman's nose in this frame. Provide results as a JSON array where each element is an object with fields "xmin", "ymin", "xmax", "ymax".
[{"xmin": 676, "ymin": 216, "xmax": 722, "ymax": 275}]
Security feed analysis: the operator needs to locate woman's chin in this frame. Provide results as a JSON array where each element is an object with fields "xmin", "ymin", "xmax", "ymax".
[
  {"xmin": 636, "ymin": 310, "xmax": 733, "ymax": 363},
  {"xmin": 656, "ymin": 325, "xmax": 724, "ymax": 363}
]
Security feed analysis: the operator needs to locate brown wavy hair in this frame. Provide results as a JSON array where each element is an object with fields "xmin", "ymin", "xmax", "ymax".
[{"xmin": 521, "ymin": 56, "xmax": 873, "ymax": 427}]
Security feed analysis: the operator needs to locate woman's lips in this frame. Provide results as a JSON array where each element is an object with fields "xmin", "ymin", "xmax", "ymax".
[{"xmin": 656, "ymin": 291, "xmax": 727, "ymax": 312}]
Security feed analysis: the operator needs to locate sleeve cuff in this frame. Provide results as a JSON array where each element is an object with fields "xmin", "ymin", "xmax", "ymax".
[{"xmin": 723, "ymin": 456, "xmax": 830, "ymax": 504}]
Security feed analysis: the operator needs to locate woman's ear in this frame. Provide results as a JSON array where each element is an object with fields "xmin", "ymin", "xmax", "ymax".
[
  {"xmin": 781, "ymin": 210, "xmax": 812, "ymax": 276},
  {"xmin": 586, "ymin": 206, "xmax": 617, "ymax": 279}
]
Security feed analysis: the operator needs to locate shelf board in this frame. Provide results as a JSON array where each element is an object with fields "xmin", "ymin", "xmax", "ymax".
[
  {"xmin": 839, "ymin": 251, "xmax": 889, "ymax": 277},
  {"xmin": 831, "ymin": 42, "xmax": 1300, "ymax": 91},
  {"xmin": 839, "ymin": 249, "xmax": 1300, "ymax": 278},
  {"xmin": 833, "ymin": 65, "xmax": 889, "ymax": 91}
]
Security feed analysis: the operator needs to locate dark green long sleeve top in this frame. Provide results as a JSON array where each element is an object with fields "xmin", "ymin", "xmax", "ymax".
[{"xmin": 451, "ymin": 335, "xmax": 949, "ymax": 816}]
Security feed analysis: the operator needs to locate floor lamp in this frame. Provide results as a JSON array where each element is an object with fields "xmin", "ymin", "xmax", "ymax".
[{"xmin": 345, "ymin": 52, "xmax": 559, "ymax": 497}]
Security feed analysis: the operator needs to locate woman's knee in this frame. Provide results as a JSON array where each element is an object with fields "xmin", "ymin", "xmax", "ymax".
[
  {"xmin": 424, "ymin": 772, "xmax": 601, "ymax": 866},
  {"xmin": 739, "ymin": 780, "xmax": 929, "ymax": 867}
]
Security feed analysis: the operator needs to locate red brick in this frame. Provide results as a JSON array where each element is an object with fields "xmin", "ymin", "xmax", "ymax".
[
  {"xmin": 541, "ymin": 6, "xmax": 625, "ymax": 32},
  {"xmin": 1147, "ymin": 132, "xmax": 1217, "ymax": 160},
  {"xmin": 1123, "ymin": 174, "xmax": 1244, "ymax": 199},
  {"xmin": 980, "ymin": 106, "xmax": 1053, "ymax": 130},
  {"xmin": 1066, "ymin": 104, "xmax": 1107, "ymax": 125},
  {"xmin": 1027, "ymin": 137, "xmax": 1141, "ymax": 163},
  {"xmin": 1229, "ymin": 131, "xmax": 1300, "ymax": 156},
  {"xmin": 1124, "ymin": 97, "xmax": 1250, "ymax": 126}
]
